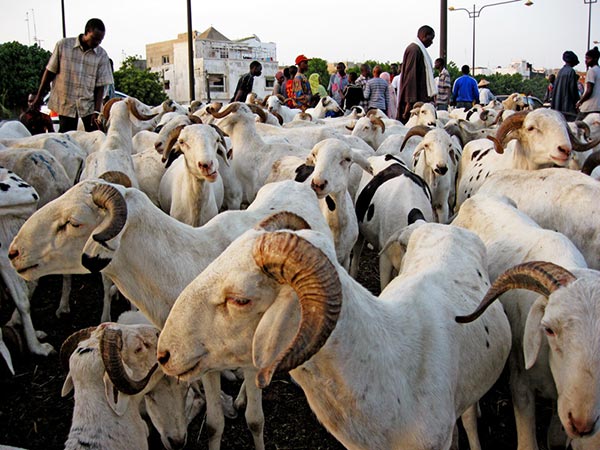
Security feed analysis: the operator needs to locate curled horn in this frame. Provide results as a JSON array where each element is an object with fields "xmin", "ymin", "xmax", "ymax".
[
  {"xmin": 208, "ymin": 102, "xmax": 240, "ymax": 119},
  {"xmin": 582, "ymin": 151, "xmax": 600, "ymax": 175},
  {"xmin": 97, "ymin": 98, "xmax": 124, "ymax": 132},
  {"xmin": 276, "ymin": 94, "xmax": 286, "ymax": 104},
  {"xmin": 247, "ymin": 103, "xmax": 267, "ymax": 123},
  {"xmin": 345, "ymin": 122, "xmax": 355, "ymax": 131},
  {"xmin": 99, "ymin": 171, "xmax": 132, "ymax": 188},
  {"xmin": 575, "ymin": 120, "xmax": 591, "ymax": 139},
  {"xmin": 366, "ymin": 109, "xmax": 378, "ymax": 118},
  {"xmin": 487, "ymin": 111, "xmax": 528, "ymax": 154},
  {"xmin": 370, "ymin": 116, "xmax": 386, "ymax": 134},
  {"xmin": 272, "ymin": 111, "xmax": 284, "ymax": 125},
  {"xmin": 409, "ymin": 102, "xmax": 425, "ymax": 116},
  {"xmin": 252, "ymin": 232, "xmax": 342, "ymax": 388},
  {"xmin": 256, "ymin": 211, "xmax": 311, "ymax": 232},
  {"xmin": 162, "ymin": 99, "xmax": 176, "ymax": 112},
  {"xmin": 161, "ymin": 124, "xmax": 186, "ymax": 163},
  {"xmin": 100, "ymin": 327, "xmax": 158, "ymax": 395},
  {"xmin": 188, "ymin": 114, "xmax": 203, "ymax": 124},
  {"xmin": 567, "ymin": 125, "xmax": 600, "ymax": 152},
  {"xmin": 60, "ymin": 327, "xmax": 98, "ymax": 372},
  {"xmin": 400, "ymin": 125, "xmax": 431, "ymax": 151},
  {"xmin": 126, "ymin": 98, "xmax": 159, "ymax": 121},
  {"xmin": 491, "ymin": 110, "xmax": 505, "ymax": 126},
  {"xmin": 90, "ymin": 183, "xmax": 128, "ymax": 243},
  {"xmin": 261, "ymin": 95, "xmax": 271, "ymax": 107},
  {"xmin": 298, "ymin": 112, "xmax": 313, "ymax": 121},
  {"xmin": 456, "ymin": 261, "xmax": 576, "ymax": 324}
]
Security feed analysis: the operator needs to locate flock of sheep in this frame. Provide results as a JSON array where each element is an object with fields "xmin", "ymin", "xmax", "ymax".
[{"xmin": 0, "ymin": 90, "xmax": 599, "ymax": 450}]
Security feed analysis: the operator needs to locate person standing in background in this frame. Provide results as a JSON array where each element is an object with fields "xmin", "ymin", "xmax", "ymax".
[
  {"xmin": 434, "ymin": 57, "xmax": 451, "ymax": 111},
  {"xmin": 551, "ymin": 50, "xmax": 580, "ymax": 121},
  {"xmin": 291, "ymin": 55, "xmax": 312, "ymax": 109},
  {"xmin": 576, "ymin": 46, "xmax": 600, "ymax": 119},
  {"xmin": 328, "ymin": 62, "xmax": 349, "ymax": 107},
  {"xmin": 30, "ymin": 18, "xmax": 113, "ymax": 132},
  {"xmin": 397, "ymin": 25, "xmax": 437, "ymax": 123},
  {"xmin": 478, "ymin": 79, "xmax": 495, "ymax": 105},
  {"xmin": 543, "ymin": 74, "xmax": 556, "ymax": 105},
  {"xmin": 309, "ymin": 73, "xmax": 328, "ymax": 105},
  {"xmin": 452, "ymin": 65, "xmax": 479, "ymax": 109},
  {"xmin": 364, "ymin": 65, "xmax": 390, "ymax": 115},
  {"xmin": 272, "ymin": 70, "xmax": 285, "ymax": 96},
  {"xmin": 380, "ymin": 72, "xmax": 397, "ymax": 119},
  {"xmin": 232, "ymin": 60, "xmax": 262, "ymax": 102},
  {"xmin": 356, "ymin": 64, "xmax": 372, "ymax": 111}
]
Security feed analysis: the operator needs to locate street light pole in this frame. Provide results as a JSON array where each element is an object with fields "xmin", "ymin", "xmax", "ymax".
[
  {"xmin": 61, "ymin": 0, "xmax": 66, "ymax": 38},
  {"xmin": 585, "ymin": 0, "xmax": 598, "ymax": 52},
  {"xmin": 449, "ymin": 0, "xmax": 533, "ymax": 76}
]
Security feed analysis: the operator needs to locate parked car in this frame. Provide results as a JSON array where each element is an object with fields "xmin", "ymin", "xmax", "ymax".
[
  {"xmin": 41, "ymin": 90, "xmax": 127, "ymax": 131},
  {"xmin": 495, "ymin": 94, "xmax": 545, "ymax": 110}
]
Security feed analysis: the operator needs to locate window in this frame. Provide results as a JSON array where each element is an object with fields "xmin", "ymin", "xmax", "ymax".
[
  {"xmin": 162, "ymin": 55, "xmax": 170, "ymax": 64},
  {"xmin": 265, "ymin": 77, "xmax": 275, "ymax": 89},
  {"xmin": 208, "ymin": 74, "xmax": 226, "ymax": 92},
  {"xmin": 164, "ymin": 80, "xmax": 170, "ymax": 90}
]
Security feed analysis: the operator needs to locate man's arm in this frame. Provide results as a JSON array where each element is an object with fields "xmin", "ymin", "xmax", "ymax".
[{"xmin": 30, "ymin": 69, "xmax": 56, "ymax": 110}]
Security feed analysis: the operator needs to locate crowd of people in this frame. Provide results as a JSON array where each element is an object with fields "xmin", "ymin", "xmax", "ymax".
[{"xmin": 20, "ymin": 18, "xmax": 600, "ymax": 137}]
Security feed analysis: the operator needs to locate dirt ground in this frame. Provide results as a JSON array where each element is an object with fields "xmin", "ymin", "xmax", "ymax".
[{"xmin": 0, "ymin": 247, "xmax": 555, "ymax": 450}]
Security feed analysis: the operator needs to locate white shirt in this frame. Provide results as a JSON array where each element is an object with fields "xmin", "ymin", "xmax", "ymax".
[{"xmin": 580, "ymin": 65, "xmax": 600, "ymax": 113}]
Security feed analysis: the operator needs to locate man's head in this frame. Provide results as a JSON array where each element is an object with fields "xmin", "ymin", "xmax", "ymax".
[
  {"xmin": 390, "ymin": 63, "xmax": 399, "ymax": 76},
  {"xmin": 548, "ymin": 74, "xmax": 556, "ymax": 83},
  {"xmin": 434, "ymin": 58, "xmax": 445, "ymax": 71},
  {"xmin": 275, "ymin": 71, "xmax": 284, "ymax": 83},
  {"xmin": 417, "ymin": 25, "xmax": 435, "ymax": 48},
  {"xmin": 562, "ymin": 50, "xmax": 580, "ymax": 67},
  {"xmin": 82, "ymin": 18, "xmax": 106, "ymax": 49},
  {"xmin": 295, "ymin": 55, "xmax": 310, "ymax": 73},
  {"xmin": 250, "ymin": 61, "xmax": 262, "ymax": 77},
  {"xmin": 585, "ymin": 46, "xmax": 600, "ymax": 68},
  {"xmin": 348, "ymin": 72, "xmax": 358, "ymax": 83},
  {"xmin": 372, "ymin": 65, "xmax": 382, "ymax": 77},
  {"xmin": 461, "ymin": 65, "xmax": 470, "ymax": 75},
  {"xmin": 289, "ymin": 65, "xmax": 298, "ymax": 78},
  {"xmin": 360, "ymin": 64, "xmax": 371, "ymax": 78},
  {"xmin": 337, "ymin": 62, "xmax": 346, "ymax": 75}
]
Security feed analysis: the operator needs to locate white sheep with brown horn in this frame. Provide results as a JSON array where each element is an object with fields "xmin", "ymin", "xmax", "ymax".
[
  {"xmin": 9, "ymin": 179, "xmax": 332, "ymax": 450},
  {"xmin": 265, "ymin": 94, "xmax": 301, "ymax": 123},
  {"xmin": 349, "ymin": 113, "xmax": 408, "ymax": 150},
  {"xmin": 456, "ymin": 109, "xmax": 600, "ymax": 209},
  {"xmin": 403, "ymin": 102, "xmax": 442, "ymax": 127},
  {"xmin": 157, "ymin": 219, "xmax": 512, "ymax": 450},
  {"xmin": 452, "ymin": 194, "xmax": 589, "ymax": 450}
]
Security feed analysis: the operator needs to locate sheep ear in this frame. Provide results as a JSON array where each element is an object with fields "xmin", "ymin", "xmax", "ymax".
[
  {"xmin": 252, "ymin": 287, "xmax": 299, "ymax": 378},
  {"xmin": 350, "ymin": 149, "xmax": 373, "ymax": 174},
  {"xmin": 103, "ymin": 372, "xmax": 131, "ymax": 416},
  {"xmin": 61, "ymin": 373, "xmax": 74, "ymax": 397},
  {"xmin": 523, "ymin": 296, "xmax": 548, "ymax": 370},
  {"xmin": 217, "ymin": 143, "xmax": 231, "ymax": 167}
]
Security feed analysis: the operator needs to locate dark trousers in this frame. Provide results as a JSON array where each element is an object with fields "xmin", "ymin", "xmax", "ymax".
[
  {"xmin": 455, "ymin": 101, "xmax": 474, "ymax": 110},
  {"xmin": 59, "ymin": 115, "xmax": 97, "ymax": 133}
]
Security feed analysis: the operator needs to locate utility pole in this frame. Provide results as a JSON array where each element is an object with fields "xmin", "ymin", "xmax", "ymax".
[
  {"xmin": 25, "ymin": 12, "xmax": 31, "ymax": 45},
  {"xmin": 440, "ymin": 0, "xmax": 448, "ymax": 61},
  {"xmin": 186, "ymin": 0, "xmax": 195, "ymax": 102},
  {"xmin": 61, "ymin": 0, "xmax": 66, "ymax": 38}
]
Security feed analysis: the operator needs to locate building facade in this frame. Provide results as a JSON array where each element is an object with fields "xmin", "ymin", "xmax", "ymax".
[{"xmin": 146, "ymin": 27, "xmax": 278, "ymax": 103}]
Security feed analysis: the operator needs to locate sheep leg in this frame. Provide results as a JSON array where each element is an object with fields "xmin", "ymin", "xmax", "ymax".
[
  {"xmin": 100, "ymin": 274, "xmax": 114, "ymax": 322},
  {"xmin": 0, "ymin": 264, "xmax": 54, "ymax": 356},
  {"xmin": 461, "ymin": 404, "xmax": 482, "ymax": 450},
  {"xmin": 0, "ymin": 328, "xmax": 14, "ymax": 375},
  {"xmin": 242, "ymin": 368, "xmax": 265, "ymax": 450},
  {"xmin": 202, "ymin": 372, "xmax": 225, "ymax": 450},
  {"xmin": 379, "ymin": 253, "xmax": 394, "ymax": 291},
  {"xmin": 349, "ymin": 234, "xmax": 364, "ymax": 278},
  {"xmin": 55, "ymin": 275, "xmax": 72, "ymax": 317},
  {"xmin": 509, "ymin": 360, "xmax": 539, "ymax": 450},
  {"xmin": 234, "ymin": 378, "xmax": 248, "ymax": 410}
]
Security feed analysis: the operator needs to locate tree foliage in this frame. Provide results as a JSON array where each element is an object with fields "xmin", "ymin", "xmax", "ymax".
[
  {"xmin": 0, "ymin": 41, "xmax": 51, "ymax": 116},
  {"xmin": 307, "ymin": 58, "xmax": 330, "ymax": 91},
  {"xmin": 114, "ymin": 56, "xmax": 167, "ymax": 106}
]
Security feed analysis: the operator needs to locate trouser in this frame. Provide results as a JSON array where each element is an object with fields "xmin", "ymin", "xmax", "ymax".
[
  {"xmin": 436, "ymin": 104, "xmax": 448, "ymax": 111},
  {"xmin": 455, "ymin": 101, "xmax": 474, "ymax": 109},
  {"xmin": 59, "ymin": 114, "xmax": 97, "ymax": 133}
]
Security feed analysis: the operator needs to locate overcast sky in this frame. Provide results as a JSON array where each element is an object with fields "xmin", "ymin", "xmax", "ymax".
[{"xmin": 1, "ymin": 0, "xmax": 596, "ymax": 73}]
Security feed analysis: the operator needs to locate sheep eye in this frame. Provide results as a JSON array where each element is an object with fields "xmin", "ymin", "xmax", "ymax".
[
  {"xmin": 345, "ymin": 157, "xmax": 351, "ymax": 162},
  {"xmin": 527, "ymin": 126, "xmax": 535, "ymax": 132},
  {"xmin": 544, "ymin": 327, "xmax": 555, "ymax": 337},
  {"xmin": 226, "ymin": 296, "xmax": 251, "ymax": 307}
]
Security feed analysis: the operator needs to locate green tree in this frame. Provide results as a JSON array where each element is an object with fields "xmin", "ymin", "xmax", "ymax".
[
  {"xmin": 0, "ymin": 41, "xmax": 51, "ymax": 117},
  {"xmin": 307, "ymin": 57, "xmax": 330, "ymax": 92},
  {"xmin": 114, "ymin": 56, "xmax": 167, "ymax": 105}
]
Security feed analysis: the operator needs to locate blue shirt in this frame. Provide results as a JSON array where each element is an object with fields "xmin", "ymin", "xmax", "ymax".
[{"xmin": 453, "ymin": 75, "xmax": 479, "ymax": 103}]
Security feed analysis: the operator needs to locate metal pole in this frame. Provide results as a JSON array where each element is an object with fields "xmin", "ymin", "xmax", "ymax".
[
  {"xmin": 440, "ymin": 0, "xmax": 448, "ymax": 61},
  {"xmin": 472, "ymin": 5, "xmax": 476, "ymax": 75},
  {"xmin": 186, "ymin": 0, "xmax": 195, "ymax": 102},
  {"xmin": 588, "ymin": 0, "xmax": 593, "ymax": 51},
  {"xmin": 61, "ymin": 0, "xmax": 66, "ymax": 38}
]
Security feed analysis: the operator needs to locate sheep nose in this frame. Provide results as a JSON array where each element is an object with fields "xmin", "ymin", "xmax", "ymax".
[
  {"xmin": 558, "ymin": 145, "xmax": 571, "ymax": 157},
  {"xmin": 311, "ymin": 180, "xmax": 327, "ymax": 192},
  {"xmin": 435, "ymin": 166, "xmax": 448, "ymax": 175},
  {"xmin": 8, "ymin": 248, "xmax": 19, "ymax": 260},
  {"xmin": 167, "ymin": 436, "xmax": 186, "ymax": 450},
  {"xmin": 157, "ymin": 349, "xmax": 170, "ymax": 365},
  {"xmin": 199, "ymin": 162, "xmax": 212, "ymax": 170},
  {"xmin": 569, "ymin": 412, "xmax": 597, "ymax": 437}
]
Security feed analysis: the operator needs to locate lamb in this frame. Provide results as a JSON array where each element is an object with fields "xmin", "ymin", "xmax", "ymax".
[
  {"xmin": 397, "ymin": 126, "xmax": 461, "ymax": 223},
  {"xmin": 9, "ymin": 179, "xmax": 331, "ymax": 450},
  {"xmin": 158, "ymin": 124, "xmax": 226, "ymax": 226},
  {"xmin": 157, "ymin": 218, "xmax": 512, "ymax": 450},
  {"xmin": 349, "ymin": 114, "xmax": 408, "ymax": 150},
  {"xmin": 404, "ymin": 102, "xmax": 440, "ymax": 127},
  {"xmin": 456, "ymin": 109, "xmax": 600, "ymax": 209},
  {"xmin": 452, "ymin": 194, "xmax": 589, "ymax": 450},
  {"xmin": 304, "ymin": 96, "xmax": 343, "ymax": 120},
  {"xmin": 350, "ymin": 155, "xmax": 434, "ymax": 289},
  {"xmin": 265, "ymin": 94, "xmax": 300, "ymax": 123},
  {"xmin": 476, "ymin": 168, "xmax": 600, "ymax": 271}
]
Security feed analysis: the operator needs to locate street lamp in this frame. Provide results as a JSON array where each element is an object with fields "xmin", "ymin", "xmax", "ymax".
[
  {"xmin": 585, "ymin": 0, "xmax": 598, "ymax": 52},
  {"xmin": 449, "ymin": 0, "xmax": 533, "ymax": 75}
]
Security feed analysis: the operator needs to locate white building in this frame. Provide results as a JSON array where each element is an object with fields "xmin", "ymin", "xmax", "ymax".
[{"xmin": 146, "ymin": 27, "xmax": 278, "ymax": 103}]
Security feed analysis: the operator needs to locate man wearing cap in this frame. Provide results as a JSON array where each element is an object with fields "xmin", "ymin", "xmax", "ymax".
[
  {"xmin": 272, "ymin": 70, "xmax": 285, "ymax": 96},
  {"xmin": 291, "ymin": 54, "xmax": 312, "ymax": 109},
  {"xmin": 232, "ymin": 60, "xmax": 262, "ymax": 102},
  {"xmin": 551, "ymin": 51, "xmax": 580, "ymax": 121},
  {"xmin": 478, "ymin": 79, "xmax": 495, "ymax": 105}
]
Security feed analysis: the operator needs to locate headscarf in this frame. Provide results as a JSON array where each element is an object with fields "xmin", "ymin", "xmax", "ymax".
[
  {"xmin": 563, "ymin": 51, "xmax": 580, "ymax": 66},
  {"xmin": 380, "ymin": 72, "xmax": 391, "ymax": 84},
  {"xmin": 309, "ymin": 73, "xmax": 328, "ymax": 98}
]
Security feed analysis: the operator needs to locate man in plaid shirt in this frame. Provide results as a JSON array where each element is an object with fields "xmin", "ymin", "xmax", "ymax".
[
  {"xmin": 434, "ymin": 58, "xmax": 451, "ymax": 111},
  {"xmin": 31, "ymin": 18, "xmax": 113, "ymax": 132}
]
